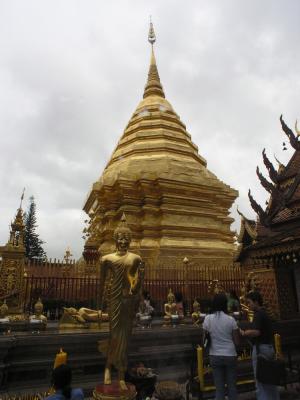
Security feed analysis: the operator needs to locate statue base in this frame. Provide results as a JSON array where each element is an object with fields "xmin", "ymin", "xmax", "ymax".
[{"xmin": 93, "ymin": 382, "xmax": 136, "ymax": 400}]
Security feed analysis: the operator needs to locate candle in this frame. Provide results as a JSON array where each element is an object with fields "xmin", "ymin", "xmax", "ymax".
[
  {"xmin": 197, "ymin": 346, "xmax": 205, "ymax": 391},
  {"xmin": 274, "ymin": 333, "xmax": 282, "ymax": 358},
  {"xmin": 53, "ymin": 348, "xmax": 67, "ymax": 369}
]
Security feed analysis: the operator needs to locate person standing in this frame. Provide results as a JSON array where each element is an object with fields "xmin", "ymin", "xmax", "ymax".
[
  {"xmin": 46, "ymin": 364, "xmax": 84, "ymax": 400},
  {"xmin": 240, "ymin": 291, "xmax": 279, "ymax": 400},
  {"xmin": 227, "ymin": 290, "xmax": 240, "ymax": 313},
  {"xmin": 203, "ymin": 293, "xmax": 240, "ymax": 400}
]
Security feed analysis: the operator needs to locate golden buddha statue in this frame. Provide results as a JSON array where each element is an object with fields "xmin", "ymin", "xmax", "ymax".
[
  {"xmin": 0, "ymin": 300, "xmax": 9, "ymax": 322},
  {"xmin": 30, "ymin": 298, "xmax": 47, "ymax": 324},
  {"xmin": 191, "ymin": 299, "xmax": 201, "ymax": 325},
  {"xmin": 163, "ymin": 289, "xmax": 178, "ymax": 325},
  {"xmin": 59, "ymin": 306, "xmax": 108, "ymax": 328},
  {"xmin": 98, "ymin": 214, "xmax": 144, "ymax": 390}
]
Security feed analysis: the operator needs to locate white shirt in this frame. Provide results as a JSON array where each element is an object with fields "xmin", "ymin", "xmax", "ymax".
[{"xmin": 203, "ymin": 312, "xmax": 238, "ymax": 356}]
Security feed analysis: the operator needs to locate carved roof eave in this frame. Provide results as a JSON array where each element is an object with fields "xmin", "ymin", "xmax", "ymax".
[
  {"xmin": 237, "ymin": 213, "xmax": 257, "ymax": 244},
  {"xmin": 240, "ymin": 236, "xmax": 300, "ymax": 260}
]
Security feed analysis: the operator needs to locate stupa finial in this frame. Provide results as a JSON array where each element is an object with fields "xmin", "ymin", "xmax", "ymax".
[
  {"xmin": 148, "ymin": 16, "xmax": 156, "ymax": 46},
  {"xmin": 143, "ymin": 18, "xmax": 165, "ymax": 99},
  {"xmin": 19, "ymin": 187, "xmax": 25, "ymax": 209}
]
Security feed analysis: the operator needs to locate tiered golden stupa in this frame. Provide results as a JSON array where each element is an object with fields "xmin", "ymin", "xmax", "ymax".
[{"xmin": 83, "ymin": 23, "xmax": 238, "ymax": 272}]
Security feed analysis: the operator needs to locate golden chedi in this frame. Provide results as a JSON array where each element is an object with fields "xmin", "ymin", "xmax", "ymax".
[
  {"xmin": 83, "ymin": 23, "xmax": 238, "ymax": 273},
  {"xmin": 0, "ymin": 193, "xmax": 26, "ymax": 314}
]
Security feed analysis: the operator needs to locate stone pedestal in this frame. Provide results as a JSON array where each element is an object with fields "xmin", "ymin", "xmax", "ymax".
[{"xmin": 93, "ymin": 382, "xmax": 136, "ymax": 400}]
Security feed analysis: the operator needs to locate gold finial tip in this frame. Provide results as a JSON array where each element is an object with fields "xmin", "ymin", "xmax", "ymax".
[
  {"xmin": 121, "ymin": 213, "xmax": 126, "ymax": 223},
  {"xmin": 183, "ymin": 256, "xmax": 189, "ymax": 263},
  {"xmin": 20, "ymin": 187, "xmax": 25, "ymax": 208},
  {"xmin": 148, "ymin": 19, "xmax": 156, "ymax": 45}
]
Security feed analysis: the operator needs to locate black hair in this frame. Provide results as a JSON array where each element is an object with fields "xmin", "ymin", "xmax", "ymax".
[
  {"xmin": 229, "ymin": 290, "xmax": 239, "ymax": 301},
  {"xmin": 246, "ymin": 290, "xmax": 263, "ymax": 306},
  {"xmin": 52, "ymin": 364, "xmax": 72, "ymax": 399},
  {"xmin": 175, "ymin": 292, "xmax": 183, "ymax": 302},
  {"xmin": 142, "ymin": 290, "xmax": 150, "ymax": 300},
  {"xmin": 212, "ymin": 293, "xmax": 228, "ymax": 313}
]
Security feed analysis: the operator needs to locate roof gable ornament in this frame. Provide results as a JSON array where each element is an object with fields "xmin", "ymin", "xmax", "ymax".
[
  {"xmin": 280, "ymin": 115, "xmax": 300, "ymax": 150},
  {"xmin": 262, "ymin": 149, "xmax": 280, "ymax": 183}
]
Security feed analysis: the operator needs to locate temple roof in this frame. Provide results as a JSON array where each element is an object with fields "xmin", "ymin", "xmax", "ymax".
[
  {"xmin": 278, "ymin": 150, "xmax": 300, "ymax": 182},
  {"xmin": 239, "ymin": 117, "xmax": 300, "ymax": 260}
]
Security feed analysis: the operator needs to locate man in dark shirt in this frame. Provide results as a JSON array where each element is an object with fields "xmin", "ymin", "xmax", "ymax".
[
  {"xmin": 240, "ymin": 291, "xmax": 279, "ymax": 400},
  {"xmin": 252, "ymin": 307, "xmax": 273, "ymax": 345}
]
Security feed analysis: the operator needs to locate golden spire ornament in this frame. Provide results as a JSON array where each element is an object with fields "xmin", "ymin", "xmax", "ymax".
[
  {"xmin": 19, "ymin": 187, "xmax": 25, "ymax": 209},
  {"xmin": 144, "ymin": 18, "xmax": 165, "ymax": 99},
  {"xmin": 148, "ymin": 17, "xmax": 156, "ymax": 46}
]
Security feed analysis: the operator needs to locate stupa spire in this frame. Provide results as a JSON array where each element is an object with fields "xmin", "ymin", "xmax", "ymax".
[{"xmin": 143, "ymin": 19, "xmax": 165, "ymax": 99}]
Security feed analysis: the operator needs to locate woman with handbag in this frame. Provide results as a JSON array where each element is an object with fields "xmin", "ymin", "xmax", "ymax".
[
  {"xmin": 240, "ymin": 291, "xmax": 280, "ymax": 400},
  {"xmin": 203, "ymin": 293, "xmax": 240, "ymax": 400}
]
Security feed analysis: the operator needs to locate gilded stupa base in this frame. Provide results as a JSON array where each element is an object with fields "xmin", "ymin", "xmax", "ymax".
[{"xmin": 93, "ymin": 383, "xmax": 136, "ymax": 400}]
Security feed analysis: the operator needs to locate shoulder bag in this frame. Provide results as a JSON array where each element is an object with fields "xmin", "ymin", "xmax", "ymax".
[{"xmin": 256, "ymin": 344, "xmax": 286, "ymax": 386}]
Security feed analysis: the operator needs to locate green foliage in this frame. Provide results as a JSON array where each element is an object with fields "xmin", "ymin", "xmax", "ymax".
[{"xmin": 24, "ymin": 196, "xmax": 47, "ymax": 261}]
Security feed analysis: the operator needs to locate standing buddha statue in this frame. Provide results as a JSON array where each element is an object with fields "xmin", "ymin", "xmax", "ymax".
[
  {"xmin": 98, "ymin": 214, "xmax": 144, "ymax": 390},
  {"xmin": 0, "ymin": 300, "xmax": 9, "ymax": 322}
]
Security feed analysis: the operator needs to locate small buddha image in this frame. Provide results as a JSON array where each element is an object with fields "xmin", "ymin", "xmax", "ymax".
[
  {"xmin": 30, "ymin": 298, "xmax": 47, "ymax": 324},
  {"xmin": 191, "ymin": 299, "xmax": 201, "ymax": 325},
  {"xmin": 163, "ymin": 289, "xmax": 178, "ymax": 326},
  {"xmin": 0, "ymin": 300, "xmax": 10, "ymax": 323}
]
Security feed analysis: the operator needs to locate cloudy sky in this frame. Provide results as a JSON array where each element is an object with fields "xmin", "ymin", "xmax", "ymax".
[{"xmin": 1, "ymin": 1, "xmax": 300, "ymax": 259}]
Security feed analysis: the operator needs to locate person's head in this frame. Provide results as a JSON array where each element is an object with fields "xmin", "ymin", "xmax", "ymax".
[
  {"xmin": 52, "ymin": 364, "xmax": 72, "ymax": 399},
  {"xmin": 175, "ymin": 292, "xmax": 183, "ymax": 303},
  {"xmin": 246, "ymin": 291, "xmax": 263, "ymax": 311},
  {"xmin": 212, "ymin": 293, "xmax": 228, "ymax": 313},
  {"xmin": 142, "ymin": 290, "xmax": 150, "ymax": 301},
  {"xmin": 229, "ymin": 290, "xmax": 239, "ymax": 300}
]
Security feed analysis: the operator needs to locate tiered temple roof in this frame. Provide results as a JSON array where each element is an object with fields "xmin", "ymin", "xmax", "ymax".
[{"xmin": 238, "ymin": 116, "xmax": 300, "ymax": 260}]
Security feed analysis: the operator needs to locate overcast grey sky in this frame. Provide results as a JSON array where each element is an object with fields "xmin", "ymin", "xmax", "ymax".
[{"xmin": 1, "ymin": 1, "xmax": 300, "ymax": 259}]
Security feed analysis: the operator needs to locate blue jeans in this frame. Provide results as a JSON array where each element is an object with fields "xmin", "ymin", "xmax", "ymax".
[
  {"xmin": 252, "ymin": 344, "xmax": 280, "ymax": 400},
  {"xmin": 210, "ymin": 355, "xmax": 237, "ymax": 400}
]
